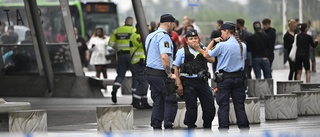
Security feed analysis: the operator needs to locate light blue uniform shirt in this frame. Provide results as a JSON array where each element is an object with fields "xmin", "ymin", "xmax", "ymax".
[
  {"xmin": 145, "ymin": 28, "xmax": 174, "ymax": 70},
  {"xmin": 208, "ymin": 36, "xmax": 247, "ymax": 72},
  {"xmin": 173, "ymin": 46, "xmax": 206, "ymax": 78}
]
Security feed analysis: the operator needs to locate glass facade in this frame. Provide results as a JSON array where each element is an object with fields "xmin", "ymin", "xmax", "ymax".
[{"xmin": 0, "ymin": 0, "xmax": 75, "ymax": 75}]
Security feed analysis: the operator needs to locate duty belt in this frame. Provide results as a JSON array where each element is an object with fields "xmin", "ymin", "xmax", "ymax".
[
  {"xmin": 117, "ymin": 50, "xmax": 130, "ymax": 55},
  {"xmin": 144, "ymin": 67, "xmax": 167, "ymax": 77},
  {"xmin": 223, "ymin": 71, "xmax": 243, "ymax": 79}
]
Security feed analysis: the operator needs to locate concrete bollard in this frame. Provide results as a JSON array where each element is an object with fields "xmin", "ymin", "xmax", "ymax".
[
  {"xmin": 292, "ymin": 91, "xmax": 320, "ymax": 116},
  {"xmin": 96, "ymin": 105, "xmax": 133, "ymax": 132},
  {"xmin": 247, "ymin": 79, "xmax": 273, "ymax": 99},
  {"xmin": 300, "ymin": 83, "xmax": 320, "ymax": 91},
  {"xmin": 229, "ymin": 97, "xmax": 260, "ymax": 124},
  {"xmin": 0, "ymin": 98, "xmax": 31, "ymax": 132},
  {"xmin": 265, "ymin": 94, "xmax": 297, "ymax": 120},
  {"xmin": 277, "ymin": 81, "xmax": 303, "ymax": 94},
  {"xmin": 173, "ymin": 102, "xmax": 203, "ymax": 128},
  {"xmin": 9, "ymin": 110, "xmax": 47, "ymax": 134}
]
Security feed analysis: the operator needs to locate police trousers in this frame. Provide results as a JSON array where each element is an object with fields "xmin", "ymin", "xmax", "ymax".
[
  {"xmin": 215, "ymin": 78, "xmax": 249, "ymax": 130},
  {"xmin": 131, "ymin": 63, "xmax": 148, "ymax": 97},
  {"xmin": 113, "ymin": 53, "xmax": 133, "ymax": 89},
  {"xmin": 147, "ymin": 75, "xmax": 177, "ymax": 129},
  {"xmin": 182, "ymin": 77, "xmax": 215, "ymax": 128}
]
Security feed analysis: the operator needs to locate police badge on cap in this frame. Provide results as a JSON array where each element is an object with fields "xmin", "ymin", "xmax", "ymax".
[{"xmin": 185, "ymin": 29, "xmax": 198, "ymax": 38}]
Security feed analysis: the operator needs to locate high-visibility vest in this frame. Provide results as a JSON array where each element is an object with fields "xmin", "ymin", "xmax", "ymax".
[
  {"xmin": 130, "ymin": 32, "xmax": 145, "ymax": 64},
  {"xmin": 109, "ymin": 25, "xmax": 136, "ymax": 52}
]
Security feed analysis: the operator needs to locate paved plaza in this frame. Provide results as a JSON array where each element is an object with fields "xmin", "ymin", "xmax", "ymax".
[{"xmin": 1, "ymin": 58, "xmax": 320, "ymax": 136}]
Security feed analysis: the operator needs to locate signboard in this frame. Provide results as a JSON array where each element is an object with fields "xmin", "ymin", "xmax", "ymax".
[{"xmin": 188, "ymin": 0, "xmax": 199, "ymax": 7}]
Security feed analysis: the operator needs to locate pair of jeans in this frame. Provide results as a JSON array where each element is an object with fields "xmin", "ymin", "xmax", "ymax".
[{"xmin": 252, "ymin": 57, "xmax": 271, "ymax": 79}]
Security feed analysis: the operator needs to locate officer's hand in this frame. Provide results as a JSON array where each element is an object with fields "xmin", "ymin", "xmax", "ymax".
[
  {"xmin": 213, "ymin": 37, "xmax": 223, "ymax": 43},
  {"xmin": 177, "ymin": 84, "xmax": 183, "ymax": 95},
  {"xmin": 190, "ymin": 42, "xmax": 200, "ymax": 50},
  {"xmin": 169, "ymin": 74, "xmax": 176, "ymax": 79}
]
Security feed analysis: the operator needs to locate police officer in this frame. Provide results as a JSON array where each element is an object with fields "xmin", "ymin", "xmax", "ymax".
[
  {"xmin": 129, "ymin": 24, "xmax": 152, "ymax": 109},
  {"xmin": 173, "ymin": 29, "xmax": 216, "ymax": 129},
  {"xmin": 109, "ymin": 16, "xmax": 136, "ymax": 103},
  {"xmin": 144, "ymin": 14, "xmax": 177, "ymax": 130},
  {"xmin": 190, "ymin": 22, "xmax": 249, "ymax": 132}
]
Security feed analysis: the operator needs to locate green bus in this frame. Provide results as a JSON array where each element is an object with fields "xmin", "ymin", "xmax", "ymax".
[
  {"xmin": 0, "ymin": 0, "xmax": 119, "ymax": 73},
  {"xmin": 0, "ymin": 0, "xmax": 119, "ymax": 41}
]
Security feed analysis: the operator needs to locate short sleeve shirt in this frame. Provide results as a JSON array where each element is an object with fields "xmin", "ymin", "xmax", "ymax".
[
  {"xmin": 208, "ymin": 36, "xmax": 247, "ymax": 72},
  {"xmin": 145, "ymin": 28, "xmax": 174, "ymax": 70}
]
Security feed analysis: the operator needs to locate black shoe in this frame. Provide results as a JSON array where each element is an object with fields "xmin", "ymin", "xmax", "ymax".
[
  {"xmin": 132, "ymin": 98, "xmax": 144, "ymax": 109},
  {"xmin": 111, "ymin": 91, "xmax": 117, "ymax": 103},
  {"xmin": 141, "ymin": 98, "xmax": 153, "ymax": 109}
]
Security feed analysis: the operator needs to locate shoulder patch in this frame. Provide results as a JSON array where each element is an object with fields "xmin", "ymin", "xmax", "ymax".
[{"xmin": 164, "ymin": 41, "xmax": 169, "ymax": 48}]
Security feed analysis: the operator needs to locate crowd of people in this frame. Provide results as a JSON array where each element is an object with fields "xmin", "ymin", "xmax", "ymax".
[
  {"xmin": 284, "ymin": 19, "xmax": 318, "ymax": 83},
  {"xmin": 105, "ymin": 14, "xmax": 319, "ymax": 132},
  {"xmin": 1, "ymin": 12, "xmax": 319, "ymax": 131}
]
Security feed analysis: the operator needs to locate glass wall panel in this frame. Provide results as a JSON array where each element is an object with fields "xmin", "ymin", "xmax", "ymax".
[
  {"xmin": 0, "ymin": 0, "xmax": 38, "ymax": 74},
  {"xmin": 0, "ymin": 0, "xmax": 76, "ymax": 74}
]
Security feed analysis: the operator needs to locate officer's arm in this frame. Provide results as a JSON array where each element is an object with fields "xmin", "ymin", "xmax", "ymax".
[
  {"xmin": 108, "ymin": 30, "xmax": 117, "ymax": 48},
  {"xmin": 205, "ymin": 57, "xmax": 215, "ymax": 63},
  {"xmin": 161, "ymin": 53, "xmax": 172, "ymax": 77},
  {"xmin": 173, "ymin": 65, "xmax": 182, "ymax": 90}
]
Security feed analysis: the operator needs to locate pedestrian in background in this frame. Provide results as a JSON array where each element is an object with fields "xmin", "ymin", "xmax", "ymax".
[
  {"xmin": 88, "ymin": 27, "xmax": 111, "ymax": 79},
  {"xmin": 295, "ymin": 23, "xmax": 318, "ymax": 83},
  {"xmin": 108, "ymin": 16, "xmax": 136, "ymax": 103},
  {"xmin": 173, "ymin": 29, "xmax": 216, "ymax": 129},
  {"xmin": 236, "ymin": 18, "xmax": 252, "ymax": 79},
  {"xmin": 74, "ymin": 27, "xmax": 89, "ymax": 70},
  {"xmin": 262, "ymin": 18, "xmax": 276, "ymax": 74},
  {"xmin": 247, "ymin": 21, "xmax": 272, "ymax": 79},
  {"xmin": 144, "ymin": 14, "xmax": 177, "ymax": 130},
  {"xmin": 210, "ymin": 19, "xmax": 224, "ymax": 74},
  {"xmin": 283, "ymin": 19, "xmax": 297, "ymax": 80},
  {"xmin": 306, "ymin": 20, "xmax": 318, "ymax": 72},
  {"xmin": 191, "ymin": 22, "xmax": 249, "ymax": 132}
]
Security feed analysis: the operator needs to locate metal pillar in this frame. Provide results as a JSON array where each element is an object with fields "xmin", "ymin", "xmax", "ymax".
[
  {"xmin": 282, "ymin": 0, "xmax": 287, "ymax": 37},
  {"xmin": 299, "ymin": 0, "xmax": 303, "ymax": 23},
  {"xmin": 59, "ymin": 0, "xmax": 84, "ymax": 76},
  {"xmin": 131, "ymin": 0, "xmax": 149, "ymax": 53},
  {"xmin": 24, "ymin": 0, "xmax": 54, "ymax": 93}
]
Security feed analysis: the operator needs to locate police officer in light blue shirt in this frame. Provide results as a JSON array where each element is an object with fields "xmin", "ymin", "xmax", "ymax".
[
  {"xmin": 190, "ymin": 22, "xmax": 249, "ymax": 132},
  {"xmin": 173, "ymin": 29, "xmax": 216, "ymax": 129},
  {"xmin": 144, "ymin": 14, "xmax": 177, "ymax": 130}
]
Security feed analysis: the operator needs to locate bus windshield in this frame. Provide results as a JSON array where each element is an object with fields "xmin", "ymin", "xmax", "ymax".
[{"xmin": 85, "ymin": 13, "xmax": 118, "ymax": 37}]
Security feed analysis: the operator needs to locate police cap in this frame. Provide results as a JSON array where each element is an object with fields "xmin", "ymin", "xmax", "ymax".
[
  {"xmin": 220, "ymin": 22, "xmax": 235, "ymax": 31},
  {"xmin": 185, "ymin": 29, "xmax": 198, "ymax": 38},
  {"xmin": 160, "ymin": 14, "xmax": 176, "ymax": 23}
]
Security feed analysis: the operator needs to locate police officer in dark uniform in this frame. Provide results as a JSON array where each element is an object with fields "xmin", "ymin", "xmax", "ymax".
[
  {"xmin": 144, "ymin": 14, "xmax": 177, "ymax": 130},
  {"xmin": 173, "ymin": 29, "xmax": 216, "ymax": 129},
  {"xmin": 190, "ymin": 22, "xmax": 249, "ymax": 132}
]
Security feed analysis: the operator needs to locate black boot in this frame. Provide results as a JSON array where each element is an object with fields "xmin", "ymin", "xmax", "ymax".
[
  {"xmin": 141, "ymin": 98, "xmax": 152, "ymax": 109},
  {"xmin": 132, "ymin": 98, "xmax": 144, "ymax": 109},
  {"xmin": 111, "ymin": 90, "xmax": 117, "ymax": 103},
  {"xmin": 111, "ymin": 85, "xmax": 120, "ymax": 103}
]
